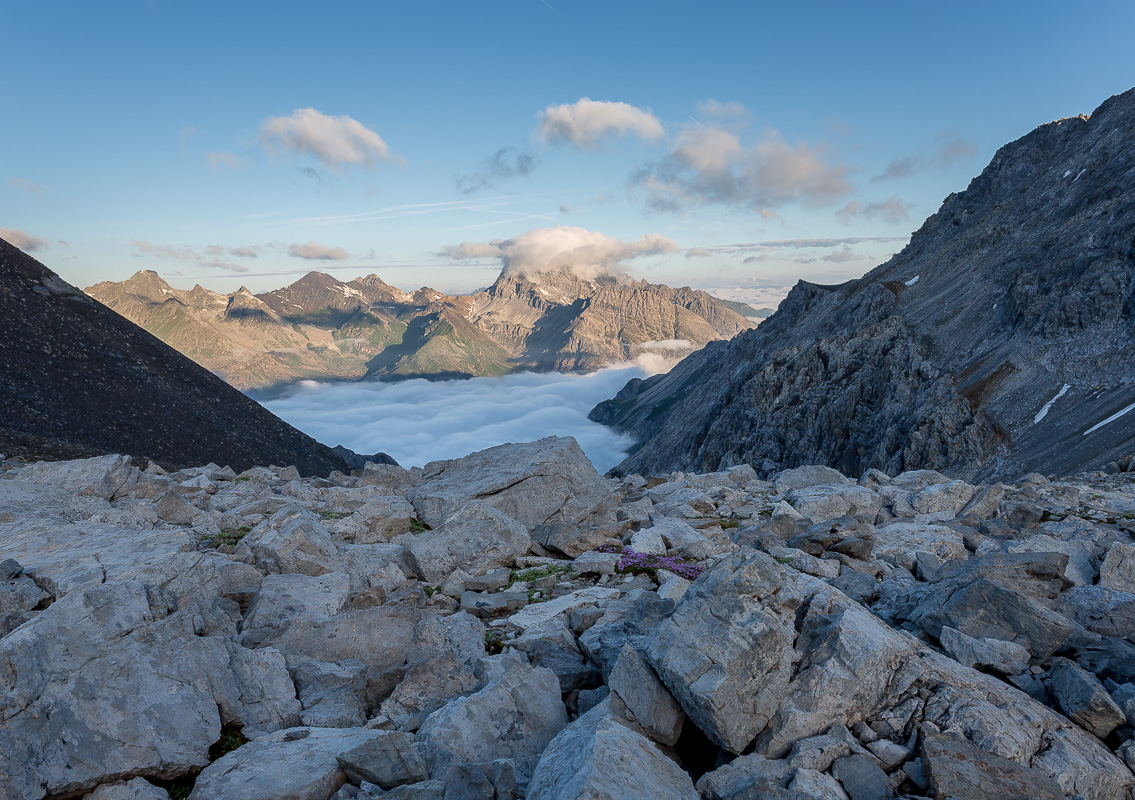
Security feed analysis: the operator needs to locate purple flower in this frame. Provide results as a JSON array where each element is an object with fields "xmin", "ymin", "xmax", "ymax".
[{"xmin": 605, "ymin": 546, "xmax": 704, "ymax": 580}]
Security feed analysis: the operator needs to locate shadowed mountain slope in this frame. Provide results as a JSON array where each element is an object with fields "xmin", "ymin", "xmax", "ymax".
[
  {"xmin": 593, "ymin": 88, "xmax": 1135, "ymax": 481},
  {"xmin": 0, "ymin": 239, "xmax": 372, "ymax": 474}
]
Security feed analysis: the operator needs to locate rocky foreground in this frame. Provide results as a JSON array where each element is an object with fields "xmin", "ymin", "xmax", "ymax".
[{"xmin": 3, "ymin": 438, "xmax": 1135, "ymax": 799}]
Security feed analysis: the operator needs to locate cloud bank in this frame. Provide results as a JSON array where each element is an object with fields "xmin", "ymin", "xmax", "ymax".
[
  {"xmin": 0, "ymin": 227, "xmax": 49, "ymax": 252},
  {"xmin": 8, "ymin": 178, "xmax": 43, "ymax": 196},
  {"xmin": 259, "ymin": 108, "xmax": 392, "ymax": 169},
  {"xmin": 632, "ymin": 124, "xmax": 852, "ymax": 213},
  {"xmin": 131, "ymin": 240, "xmax": 249, "ymax": 273},
  {"xmin": 262, "ymin": 366, "xmax": 649, "ymax": 472},
  {"xmin": 538, "ymin": 98, "xmax": 664, "ymax": 147},
  {"xmin": 836, "ymin": 197, "xmax": 912, "ymax": 224},
  {"xmin": 872, "ymin": 134, "xmax": 978, "ymax": 182},
  {"xmin": 441, "ymin": 225, "xmax": 678, "ymax": 280},
  {"xmin": 289, "ymin": 240, "xmax": 349, "ymax": 260}
]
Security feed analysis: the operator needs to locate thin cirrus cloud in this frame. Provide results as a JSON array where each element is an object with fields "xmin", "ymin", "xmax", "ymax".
[
  {"xmin": 835, "ymin": 197, "xmax": 913, "ymax": 225},
  {"xmin": 0, "ymin": 227, "xmax": 50, "ymax": 252},
  {"xmin": 537, "ymin": 98, "xmax": 665, "ymax": 148},
  {"xmin": 456, "ymin": 147, "xmax": 538, "ymax": 194},
  {"xmin": 8, "ymin": 178, "xmax": 44, "ymax": 196},
  {"xmin": 288, "ymin": 240, "xmax": 349, "ymax": 260},
  {"xmin": 206, "ymin": 151, "xmax": 244, "ymax": 170},
  {"xmin": 131, "ymin": 240, "xmax": 249, "ymax": 273},
  {"xmin": 259, "ymin": 108, "xmax": 393, "ymax": 170},
  {"xmin": 630, "ymin": 121, "xmax": 853, "ymax": 213},
  {"xmin": 441, "ymin": 225, "xmax": 678, "ymax": 281},
  {"xmin": 872, "ymin": 133, "xmax": 978, "ymax": 182}
]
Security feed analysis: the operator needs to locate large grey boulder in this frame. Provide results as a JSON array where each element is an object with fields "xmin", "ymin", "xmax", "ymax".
[
  {"xmin": 786, "ymin": 484, "xmax": 881, "ymax": 525},
  {"xmin": 608, "ymin": 645, "xmax": 685, "ymax": 746},
  {"xmin": 408, "ymin": 437, "xmax": 613, "ymax": 530},
  {"xmin": 335, "ymin": 731, "xmax": 429, "ymax": 789},
  {"xmin": 1049, "ymin": 658, "xmax": 1127, "ymax": 738},
  {"xmin": 188, "ymin": 727, "xmax": 381, "ymax": 800},
  {"xmin": 261, "ymin": 604, "xmax": 420, "ymax": 674},
  {"xmin": 871, "ymin": 522, "xmax": 967, "ymax": 571},
  {"xmin": 526, "ymin": 701, "xmax": 698, "ymax": 800},
  {"xmin": 417, "ymin": 659, "xmax": 567, "ymax": 782},
  {"xmin": 1100, "ymin": 542, "xmax": 1135, "ymax": 592},
  {"xmin": 1057, "ymin": 585, "xmax": 1135, "ymax": 640},
  {"xmin": 400, "ymin": 501, "xmax": 531, "ymax": 583},
  {"xmin": 920, "ymin": 731, "xmax": 1063, "ymax": 800},
  {"xmin": 938, "ymin": 627, "xmax": 1031, "ymax": 675},
  {"xmin": 16, "ymin": 454, "xmax": 139, "ymax": 500},
  {"xmin": 352, "ymin": 495, "xmax": 415, "ymax": 544},
  {"xmin": 645, "ymin": 552, "xmax": 804, "ymax": 753},
  {"xmin": 773, "ymin": 465, "xmax": 850, "ymax": 493},
  {"xmin": 236, "ymin": 508, "xmax": 341, "ymax": 576},
  {"xmin": 241, "ymin": 571, "xmax": 350, "ymax": 645},
  {"xmin": 0, "ymin": 579, "xmax": 294, "ymax": 798}
]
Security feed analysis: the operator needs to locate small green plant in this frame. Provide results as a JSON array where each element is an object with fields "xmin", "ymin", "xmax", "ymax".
[
  {"xmin": 318, "ymin": 510, "xmax": 351, "ymax": 520},
  {"xmin": 510, "ymin": 563, "xmax": 570, "ymax": 584},
  {"xmin": 166, "ymin": 781, "xmax": 193, "ymax": 800},
  {"xmin": 208, "ymin": 724, "xmax": 248, "ymax": 760},
  {"xmin": 410, "ymin": 518, "xmax": 431, "ymax": 534},
  {"xmin": 205, "ymin": 526, "xmax": 251, "ymax": 548},
  {"xmin": 423, "ymin": 585, "xmax": 438, "ymax": 598},
  {"xmin": 775, "ymin": 555, "xmax": 795, "ymax": 564},
  {"xmin": 719, "ymin": 519, "xmax": 740, "ymax": 529},
  {"xmin": 485, "ymin": 630, "xmax": 507, "ymax": 655},
  {"xmin": 234, "ymin": 476, "xmax": 251, "ymax": 483}
]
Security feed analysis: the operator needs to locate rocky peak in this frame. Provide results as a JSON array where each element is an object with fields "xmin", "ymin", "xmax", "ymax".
[{"xmin": 594, "ymin": 87, "xmax": 1135, "ymax": 481}]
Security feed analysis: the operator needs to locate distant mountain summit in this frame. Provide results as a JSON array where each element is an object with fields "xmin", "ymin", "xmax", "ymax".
[
  {"xmin": 593, "ymin": 87, "xmax": 1135, "ymax": 480},
  {"xmin": 0, "ymin": 239, "xmax": 384, "ymax": 473},
  {"xmin": 87, "ymin": 266, "xmax": 756, "ymax": 391}
]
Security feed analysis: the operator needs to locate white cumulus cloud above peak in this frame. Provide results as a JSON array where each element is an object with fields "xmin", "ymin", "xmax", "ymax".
[
  {"xmin": 289, "ymin": 240, "xmax": 349, "ymax": 261},
  {"xmin": 0, "ymin": 227, "xmax": 50, "ymax": 252},
  {"xmin": 259, "ymin": 108, "xmax": 392, "ymax": 170},
  {"xmin": 537, "ymin": 98, "xmax": 665, "ymax": 148},
  {"xmin": 441, "ymin": 225, "xmax": 678, "ymax": 280}
]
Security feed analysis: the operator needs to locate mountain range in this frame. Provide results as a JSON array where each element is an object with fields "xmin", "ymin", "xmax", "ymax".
[
  {"xmin": 86, "ymin": 268, "xmax": 762, "ymax": 392},
  {"xmin": 593, "ymin": 87, "xmax": 1135, "ymax": 481}
]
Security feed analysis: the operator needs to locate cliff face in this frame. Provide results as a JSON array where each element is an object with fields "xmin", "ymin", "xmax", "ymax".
[
  {"xmin": 593, "ymin": 88, "xmax": 1135, "ymax": 480},
  {"xmin": 87, "ymin": 267, "xmax": 756, "ymax": 390},
  {"xmin": 0, "ymin": 240, "xmax": 360, "ymax": 474}
]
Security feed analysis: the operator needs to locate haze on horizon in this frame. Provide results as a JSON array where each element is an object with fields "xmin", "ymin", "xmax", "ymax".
[{"xmin": 4, "ymin": 1, "xmax": 1134, "ymax": 309}]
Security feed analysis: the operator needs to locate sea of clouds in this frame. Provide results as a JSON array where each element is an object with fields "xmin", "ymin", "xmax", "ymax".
[{"xmin": 263, "ymin": 364, "xmax": 652, "ymax": 472}]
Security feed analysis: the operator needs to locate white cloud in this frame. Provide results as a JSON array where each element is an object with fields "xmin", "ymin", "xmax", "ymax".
[
  {"xmin": 131, "ymin": 239, "xmax": 249, "ymax": 273},
  {"xmin": 1, "ymin": 228, "xmax": 50, "ymax": 252},
  {"xmin": 262, "ymin": 366, "xmax": 649, "ymax": 472},
  {"xmin": 635, "ymin": 339, "xmax": 693, "ymax": 352},
  {"xmin": 441, "ymin": 225, "xmax": 678, "ymax": 280},
  {"xmin": 289, "ymin": 240, "xmax": 349, "ymax": 260},
  {"xmin": 632, "ymin": 123, "xmax": 852, "ymax": 212},
  {"xmin": 836, "ymin": 197, "xmax": 912, "ymax": 224},
  {"xmin": 872, "ymin": 133, "xmax": 978, "ymax": 182},
  {"xmin": 259, "ymin": 108, "xmax": 392, "ymax": 170},
  {"xmin": 229, "ymin": 245, "xmax": 261, "ymax": 258},
  {"xmin": 8, "ymin": 178, "xmax": 43, "ymax": 196},
  {"xmin": 537, "ymin": 98, "xmax": 664, "ymax": 148},
  {"xmin": 703, "ymin": 285, "xmax": 792, "ymax": 309},
  {"xmin": 206, "ymin": 150, "xmax": 244, "ymax": 170}
]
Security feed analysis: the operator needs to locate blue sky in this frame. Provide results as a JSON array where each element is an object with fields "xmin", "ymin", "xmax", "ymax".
[{"xmin": 4, "ymin": 0, "xmax": 1133, "ymax": 304}]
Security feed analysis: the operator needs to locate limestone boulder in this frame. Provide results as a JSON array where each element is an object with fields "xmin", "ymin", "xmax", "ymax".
[
  {"xmin": 188, "ymin": 727, "xmax": 382, "ymax": 800},
  {"xmin": 408, "ymin": 437, "xmax": 613, "ymax": 531},
  {"xmin": 400, "ymin": 501, "xmax": 531, "ymax": 583},
  {"xmin": 418, "ymin": 659, "xmax": 567, "ymax": 782},
  {"xmin": 645, "ymin": 552, "xmax": 805, "ymax": 753},
  {"xmin": 236, "ymin": 508, "xmax": 341, "ymax": 577},
  {"xmin": 526, "ymin": 701, "xmax": 698, "ymax": 800},
  {"xmin": 786, "ymin": 484, "xmax": 881, "ymax": 525},
  {"xmin": 16, "ymin": 454, "xmax": 139, "ymax": 500}
]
